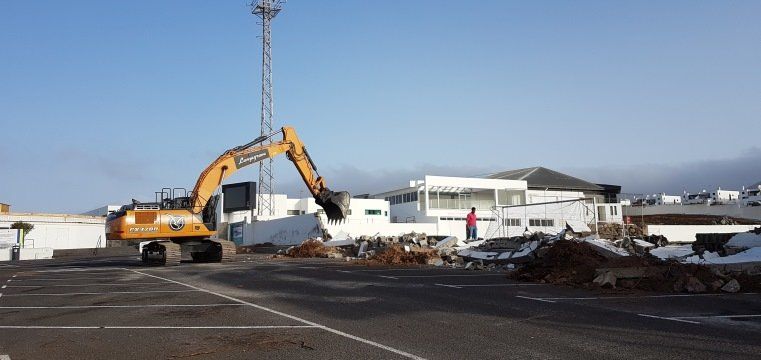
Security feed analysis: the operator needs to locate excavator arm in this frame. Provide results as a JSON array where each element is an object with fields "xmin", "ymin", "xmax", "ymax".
[{"xmin": 189, "ymin": 126, "xmax": 350, "ymax": 222}]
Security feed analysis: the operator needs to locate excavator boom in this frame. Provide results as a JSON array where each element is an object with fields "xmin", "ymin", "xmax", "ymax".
[
  {"xmin": 106, "ymin": 126, "xmax": 350, "ymax": 244},
  {"xmin": 189, "ymin": 126, "xmax": 350, "ymax": 222}
]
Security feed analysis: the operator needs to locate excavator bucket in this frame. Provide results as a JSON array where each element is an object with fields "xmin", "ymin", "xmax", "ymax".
[{"xmin": 315, "ymin": 189, "xmax": 351, "ymax": 223}]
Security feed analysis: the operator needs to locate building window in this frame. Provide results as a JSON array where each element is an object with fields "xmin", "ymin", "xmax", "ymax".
[
  {"xmin": 365, "ymin": 209, "xmax": 382, "ymax": 215},
  {"xmin": 384, "ymin": 211, "xmax": 388, "ymax": 216},
  {"xmin": 504, "ymin": 218, "xmax": 521, "ymax": 227},
  {"xmin": 529, "ymin": 219, "xmax": 554, "ymax": 227},
  {"xmin": 287, "ymin": 210, "xmax": 300, "ymax": 215}
]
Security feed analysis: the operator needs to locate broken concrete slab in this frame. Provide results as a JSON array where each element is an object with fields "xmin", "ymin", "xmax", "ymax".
[
  {"xmin": 721, "ymin": 279, "xmax": 741, "ymax": 293},
  {"xmin": 324, "ymin": 238, "xmax": 355, "ymax": 247},
  {"xmin": 581, "ymin": 237, "xmax": 630, "ymax": 258},
  {"xmin": 593, "ymin": 271, "xmax": 617, "ymax": 288},
  {"xmin": 428, "ymin": 258, "xmax": 445, "ymax": 267},
  {"xmin": 357, "ymin": 241, "xmax": 368, "ymax": 257},
  {"xmin": 434, "ymin": 236, "xmax": 459, "ymax": 250}
]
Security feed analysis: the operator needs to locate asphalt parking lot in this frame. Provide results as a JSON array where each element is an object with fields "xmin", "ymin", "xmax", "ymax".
[{"xmin": 1, "ymin": 254, "xmax": 761, "ymax": 359}]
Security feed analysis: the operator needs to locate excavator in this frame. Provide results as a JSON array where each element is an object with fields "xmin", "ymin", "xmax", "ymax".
[{"xmin": 105, "ymin": 126, "xmax": 350, "ymax": 265}]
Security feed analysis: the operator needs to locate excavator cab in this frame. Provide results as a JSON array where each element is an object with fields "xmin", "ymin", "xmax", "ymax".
[{"xmin": 315, "ymin": 189, "xmax": 351, "ymax": 223}]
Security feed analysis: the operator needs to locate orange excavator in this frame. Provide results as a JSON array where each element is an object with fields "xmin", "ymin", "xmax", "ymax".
[{"xmin": 105, "ymin": 126, "xmax": 350, "ymax": 265}]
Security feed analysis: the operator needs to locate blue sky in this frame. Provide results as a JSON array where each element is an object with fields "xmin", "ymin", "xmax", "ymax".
[{"xmin": 1, "ymin": 1, "xmax": 760, "ymax": 213}]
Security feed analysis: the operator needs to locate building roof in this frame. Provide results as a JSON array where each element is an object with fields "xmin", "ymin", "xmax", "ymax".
[{"xmin": 486, "ymin": 167, "xmax": 605, "ymax": 192}]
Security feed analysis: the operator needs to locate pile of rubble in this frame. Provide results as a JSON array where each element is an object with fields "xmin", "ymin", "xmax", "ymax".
[
  {"xmin": 279, "ymin": 227, "xmax": 761, "ymax": 293},
  {"xmin": 277, "ymin": 232, "xmax": 453, "ymax": 266}
]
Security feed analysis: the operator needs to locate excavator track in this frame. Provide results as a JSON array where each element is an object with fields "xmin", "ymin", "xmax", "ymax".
[
  {"xmin": 189, "ymin": 239, "xmax": 236, "ymax": 263},
  {"xmin": 217, "ymin": 240, "xmax": 236, "ymax": 262},
  {"xmin": 141, "ymin": 241, "xmax": 181, "ymax": 266},
  {"xmin": 162, "ymin": 242, "xmax": 182, "ymax": 266}
]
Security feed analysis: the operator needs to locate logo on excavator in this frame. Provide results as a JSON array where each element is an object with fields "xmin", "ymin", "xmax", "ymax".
[
  {"xmin": 234, "ymin": 150, "xmax": 269, "ymax": 169},
  {"xmin": 166, "ymin": 214, "xmax": 186, "ymax": 231}
]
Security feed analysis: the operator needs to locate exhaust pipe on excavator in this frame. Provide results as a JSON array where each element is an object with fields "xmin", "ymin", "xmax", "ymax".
[{"xmin": 315, "ymin": 189, "xmax": 351, "ymax": 223}]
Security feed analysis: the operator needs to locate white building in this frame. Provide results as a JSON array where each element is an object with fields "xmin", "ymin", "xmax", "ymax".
[
  {"xmin": 0, "ymin": 212, "xmax": 106, "ymax": 250},
  {"xmin": 710, "ymin": 188, "xmax": 740, "ymax": 204},
  {"xmin": 682, "ymin": 191, "xmax": 712, "ymax": 205},
  {"xmin": 653, "ymin": 193, "xmax": 682, "ymax": 205},
  {"xmin": 681, "ymin": 188, "xmax": 741, "ymax": 205},
  {"xmin": 373, "ymin": 167, "xmax": 623, "ymax": 239},
  {"xmin": 741, "ymin": 183, "xmax": 761, "ymax": 206},
  {"xmin": 220, "ymin": 194, "xmax": 390, "ymax": 226}
]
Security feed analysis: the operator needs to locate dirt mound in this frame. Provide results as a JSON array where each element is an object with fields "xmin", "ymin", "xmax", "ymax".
[
  {"xmin": 512, "ymin": 240, "xmax": 607, "ymax": 285},
  {"xmin": 287, "ymin": 239, "xmax": 340, "ymax": 258},
  {"xmin": 371, "ymin": 245, "xmax": 438, "ymax": 265},
  {"xmin": 510, "ymin": 240, "xmax": 760, "ymax": 293}
]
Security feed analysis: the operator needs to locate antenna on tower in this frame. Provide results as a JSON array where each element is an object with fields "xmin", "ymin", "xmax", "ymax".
[{"xmin": 251, "ymin": 0, "xmax": 284, "ymax": 217}]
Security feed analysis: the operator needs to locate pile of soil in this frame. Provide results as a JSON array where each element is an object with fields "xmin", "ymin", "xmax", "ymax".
[
  {"xmin": 286, "ymin": 239, "xmax": 340, "ymax": 258},
  {"xmin": 511, "ymin": 240, "xmax": 761, "ymax": 293},
  {"xmin": 371, "ymin": 245, "xmax": 438, "ymax": 265},
  {"xmin": 512, "ymin": 240, "xmax": 609, "ymax": 285}
]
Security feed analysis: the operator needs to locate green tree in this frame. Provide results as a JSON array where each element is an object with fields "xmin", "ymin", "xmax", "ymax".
[{"xmin": 10, "ymin": 221, "xmax": 33, "ymax": 234}]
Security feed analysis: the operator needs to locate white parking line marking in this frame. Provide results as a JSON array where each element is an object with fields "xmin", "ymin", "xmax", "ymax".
[
  {"xmin": 334, "ymin": 268, "xmax": 446, "ymax": 273},
  {"xmin": 0, "ymin": 325, "xmax": 318, "ymax": 329},
  {"xmin": 28, "ymin": 268, "xmax": 125, "ymax": 273},
  {"xmin": 530, "ymin": 293, "xmax": 758, "ymax": 301},
  {"xmin": 392, "ymin": 274, "xmax": 506, "ymax": 278},
  {"xmin": 1, "ymin": 285, "xmax": 5, "ymax": 289},
  {"xmin": 515, "ymin": 295, "xmax": 557, "ymax": 303},
  {"xmin": 458, "ymin": 283, "xmax": 546, "ymax": 286},
  {"xmin": 130, "ymin": 269, "xmax": 426, "ymax": 360},
  {"xmin": 6, "ymin": 282, "xmax": 170, "ymax": 288},
  {"xmin": 0, "ymin": 290, "xmax": 200, "ymax": 297},
  {"xmin": 0, "ymin": 304, "xmax": 244, "ymax": 309},
  {"xmin": 675, "ymin": 314, "xmax": 761, "ymax": 319},
  {"xmin": 12, "ymin": 277, "xmax": 148, "ymax": 282},
  {"xmin": 377, "ymin": 275, "xmax": 399, "ymax": 280},
  {"xmin": 11, "ymin": 275, "xmax": 16, "ymax": 278},
  {"xmin": 638, "ymin": 314, "xmax": 701, "ymax": 324},
  {"xmin": 0, "ymin": 354, "xmax": 10, "ymax": 360},
  {"xmin": 434, "ymin": 284, "xmax": 463, "ymax": 289},
  {"xmin": 434, "ymin": 283, "xmax": 546, "ymax": 288}
]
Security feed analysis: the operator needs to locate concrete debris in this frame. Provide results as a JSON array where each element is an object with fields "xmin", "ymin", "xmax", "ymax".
[
  {"xmin": 279, "ymin": 227, "xmax": 761, "ymax": 292},
  {"xmin": 592, "ymin": 271, "xmax": 617, "ymax": 288},
  {"xmin": 721, "ymin": 279, "xmax": 741, "ymax": 293},
  {"xmin": 434, "ymin": 236, "xmax": 459, "ymax": 250},
  {"xmin": 725, "ymin": 230, "xmax": 761, "ymax": 250}
]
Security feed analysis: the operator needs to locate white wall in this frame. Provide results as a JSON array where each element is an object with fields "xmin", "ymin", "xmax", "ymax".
[
  {"xmin": 647, "ymin": 225, "xmax": 760, "ymax": 243},
  {"xmin": 325, "ymin": 222, "xmax": 438, "ymax": 239},
  {"xmin": 241, "ymin": 214, "xmax": 324, "ymax": 246},
  {"xmin": 0, "ymin": 214, "xmax": 105, "ymax": 250}
]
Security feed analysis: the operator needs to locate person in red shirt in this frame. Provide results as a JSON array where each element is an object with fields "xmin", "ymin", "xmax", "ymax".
[{"xmin": 466, "ymin": 207, "xmax": 478, "ymax": 240}]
